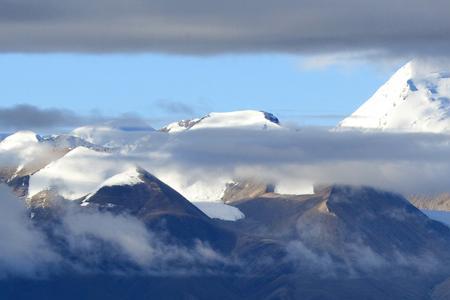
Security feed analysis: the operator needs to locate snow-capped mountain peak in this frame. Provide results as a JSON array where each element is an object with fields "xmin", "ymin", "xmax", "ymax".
[
  {"xmin": 339, "ymin": 60, "xmax": 450, "ymax": 133},
  {"xmin": 90, "ymin": 167, "xmax": 144, "ymax": 187},
  {"xmin": 99, "ymin": 167, "xmax": 144, "ymax": 187},
  {"xmin": 161, "ymin": 110, "xmax": 281, "ymax": 133},
  {"xmin": 82, "ymin": 166, "xmax": 145, "ymax": 202},
  {"xmin": 0, "ymin": 130, "xmax": 41, "ymax": 151}
]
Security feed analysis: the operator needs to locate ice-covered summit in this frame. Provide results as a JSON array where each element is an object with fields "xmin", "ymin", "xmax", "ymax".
[
  {"xmin": 161, "ymin": 110, "xmax": 281, "ymax": 133},
  {"xmin": 94, "ymin": 167, "xmax": 144, "ymax": 189},
  {"xmin": 339, "ymin": 60, "xmax": 450, "ymax": 133},
  {"xmin": 0, "ymin": 131, "xmax": 41, "ymax": 151}
]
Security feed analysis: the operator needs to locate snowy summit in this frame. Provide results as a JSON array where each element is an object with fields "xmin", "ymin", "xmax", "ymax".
[
  {"xmin": 161, "ymin": 110, "xmax": 281, "ymax": 133},
  {"xmin": 339, "ymin": 60, "xmax": 450, "ymax": 133},
  {"xmin": 0, "ymin": 131, "xmax": 41, "ymax": 151}
]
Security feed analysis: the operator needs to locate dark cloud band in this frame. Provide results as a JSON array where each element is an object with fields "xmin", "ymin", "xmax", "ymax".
[
  {"xmin": 0, "ymin": 0, "xmax": 449, "ymax": 55},
  {"xmin": 0, "ymin": 104, "xmax": 150, "ymax": 131},
  {"xmin": 0, "ymin": 105, "xmax": 81, "ymax": 130}
]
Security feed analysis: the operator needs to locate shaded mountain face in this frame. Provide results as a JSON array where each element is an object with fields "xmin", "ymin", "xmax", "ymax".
[
  {"xmin": 80, "ymin": 168, "xmax": 238, "ymax": 251},
  {"xmin": 230, "ymin": 185, "xmax": 450, "ymax": 276},
  {"xmin": 160, "ymin": 110, "xmax": 281, "ymax": 133},
  {"xmin": 29, "ymin": 166, "xmax": 237, "ymax": 256},
  {"xmin": 339, "ymin": 60, "xmax": 450, "ymax": 132},
  {"xmin": 26, "ymin": 176, "xmax": 450, "ymax": 272},
  {"xmin": 433, "ymin": 277, "xmax": 450, "ymax": 300},
  {"xmin": 7, "ymin": 183, "xmax": 450, "ymax": 300},
  {"xmin": 83, "ymin": 167, "xmax": 207, "ymax": 219}
]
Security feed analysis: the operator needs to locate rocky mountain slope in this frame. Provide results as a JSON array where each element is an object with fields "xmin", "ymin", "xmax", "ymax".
[
  {"xmin": 410, "ymin": 193, "xmax": 450, "ymax": 211},
  {"xmin": 4, "ymin": 180, "xmax": 450, "ymax": 299}
]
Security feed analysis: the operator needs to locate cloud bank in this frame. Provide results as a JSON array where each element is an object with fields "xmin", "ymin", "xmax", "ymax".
[
  {"xmin": 123, "ymin": 129, "xmax": 450, "ymax": 197},
  {"xmin": 0, "ymin": 104, "xmax": 151, "ymax": 132},
  {"xmin": 16, "ymin": 125, "xmax": 450, "ymax": 202},
  {"xmin": 0, "ymin": 105, "xmax": 83, "ymax": 131},
  {"xmin": 0, "ymin": 0, "xmax": 449, "ymax": 56}
]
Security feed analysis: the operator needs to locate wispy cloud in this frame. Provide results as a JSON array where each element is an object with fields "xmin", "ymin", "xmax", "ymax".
[{"xmin": 154, "ymin": 99, "xmax": 195, "ymax": 115}]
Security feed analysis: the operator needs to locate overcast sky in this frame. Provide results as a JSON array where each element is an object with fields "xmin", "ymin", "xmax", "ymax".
[{"xmin": 1, "ymin": 0, "xmax": 450, "ymax": 55}]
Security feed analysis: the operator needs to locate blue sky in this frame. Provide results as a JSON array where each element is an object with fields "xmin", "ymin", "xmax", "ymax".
[{"xmin": 0, "ymin": 54, "xmax": 397, "ymax": 128}]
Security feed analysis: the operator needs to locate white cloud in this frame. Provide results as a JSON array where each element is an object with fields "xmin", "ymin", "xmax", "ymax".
[
  {"xmin": 62, "ymin": 207, "xmax": 155, "ymax": 267},
  {"xmin": 0, "ymin": 186, "xmax": 59, "ymax": 278}
]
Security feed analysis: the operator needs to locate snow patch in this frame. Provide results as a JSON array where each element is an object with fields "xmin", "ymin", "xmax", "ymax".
[
  {"xmin": 275, "ymin": 181, "xmax": 315, "ymax": 195},
  {"xmin": 193, "ymin": 202, "xmax": 245, "ymax": 221},
  {"xmin": 151, "ymin": 169, "xmax": 230, "ymax": 202}
]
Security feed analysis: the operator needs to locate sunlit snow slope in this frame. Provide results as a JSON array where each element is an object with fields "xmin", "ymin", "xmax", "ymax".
[
  {"xmin": 0, "ymin": 131, "xmax": 40, "ymax": 151},
  {"xmin": 162, "ymin": 110, "xmax": 281, "ymax": 133},
  {"xmin": 339, "ymin": 60, "xmax": 450, "ymax": 132}
]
